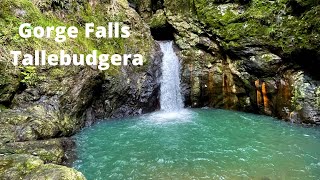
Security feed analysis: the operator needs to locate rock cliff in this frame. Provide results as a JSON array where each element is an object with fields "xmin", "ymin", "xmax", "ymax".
[
  {"xmin": 0, "ymin": 0, "xmax": 160, "ymax": 178},
  {"xmin": 134, "ymin": 0, "xmax": 320, "ymax": 124}
]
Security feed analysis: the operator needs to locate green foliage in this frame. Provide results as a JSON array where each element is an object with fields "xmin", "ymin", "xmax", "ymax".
[
  {"xmin": 192, "ymin": 0, "xmax": 320, "ymax": 54},
  {"xmin": 0, "ymin": 104, "xmax": 7, "ymax": 111},
  {"xmin": 0, "ymin": 0, "xmax": 154, "ymax": 92},
  {"xmin": 0, "ymin": 0, "xmax": 152, "ymax": 78},
  {"xmin": 149, "ymin": 10, "xmax": 167, "ymax": 28},
  {"xmin": 49, "ymin": 68, "xmax": 65, "ymax": 79},
  {"xmin": 52, "ymin": 0, "xmax": 70, "ymax": 9},
  {"xmin": 20, "ymin": 66, "xmax": 41, "ymax": 86}
]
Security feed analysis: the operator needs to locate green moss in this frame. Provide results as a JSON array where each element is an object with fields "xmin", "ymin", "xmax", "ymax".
[
  {"xmin": 164, "ymin": 0, "xmax": 195, "ymax": 15},
  {"xmin": 49, "ymin": 68, "xmax": 66, "ymax": 79},
  {"xmin": 0, "ymin": 0, "xmax": 151, "ymax": 78},
  {"xmin": 22, "ymin": 157, "xmax": 43, "ymax": 173},
  {"xmin": 191, "ymin": 0, "xmax": 320, "ymax": 54},
  {"xmin": 261, "ymin": 54, "xmax": 275, "ymax": 62},
  {"xmin": 0, "ymin": 154, "xmax": 85, "ymax": 180},
  {"xmin": 291, "ymin": 72, "xmax": 308, "ymax": 111},
  {"xmin": 0, "ymin": 104, "xmax": 7, "ymax": 110},
  {"xmin": 0, "ymin": 154, "xmax": 43, "ymax": 178},
  {"xmin": 149, "ymin": 10, "xmax": 167, "ymax": 28},
  {"xmin": 316, "ymin": 87, "xmax": 320, "ymax": 109}
]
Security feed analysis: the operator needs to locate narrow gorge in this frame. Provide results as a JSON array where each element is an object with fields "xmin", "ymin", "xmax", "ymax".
[{"xmin": 0, "ymin": 0, "xmax": 320, "ymax": 179}]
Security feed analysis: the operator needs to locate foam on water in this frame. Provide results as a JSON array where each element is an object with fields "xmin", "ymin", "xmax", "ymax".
[{"xmin": 145, "ymin": 109, "xmax": 195, "ymax": 124}]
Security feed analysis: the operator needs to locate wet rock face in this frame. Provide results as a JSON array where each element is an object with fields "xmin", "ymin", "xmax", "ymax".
[
  {"xmin": 91, "ymin": 43, "xmax": 162, "ymax": 121},
  {"xmin": 154, "ymin": 0, "xmax": 320, "ymax": 124},
  {"xmin": 0, "ymin": 67, "xmax": 102, "ymax": 144},
  {"xmin": 178, "ymin": 41, "xmax": 320, "ymax": 124},
  {"xmin": 177, "ymin": 34, "xmax": 320, "ymax": 124},
  {"xmin": 0, "ymin": 0, "xmax": 161, "ymax": 178},
  {"xmin": 82, "ymin": 1, "xmax": 163, "ymax": 122},
  {"xmin": 0, "ymin": 62, "xmax": 20, "ymax": 106},
  {"xmin": 0, "ymin": 0, "xmax": 159, "ymax": 136},
  {"xmin": 249, "ymin": 71, "xmax": 320, "ymax": 125}
]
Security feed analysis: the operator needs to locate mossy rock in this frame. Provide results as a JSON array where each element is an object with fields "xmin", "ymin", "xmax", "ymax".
[
  {"xmin": 0, "ymin": 154, "xmax": 85, "ymax": 180},
  {"xmin": 0, "ymin": 61, "xmax": 20, "ymax": 105},
  {"xmin": 0, "ymin": 105, "xmax": 80, "ymax": 142},
  {"xmin": 164, "ymin": 0, "xmax": 320, "ymax": 56},
  {"xmin": 25, "ymin": 163, "xmax": 85, "ymax": 180},
  {"xmin": 149, "ymin": 9, "xmax": 167, "ymax": 28},
  {"xmin": 0, "ymin": 138, "xmax": 72, "ymax": 164},
  {"xmin": 0, "ymin": 154, "xmax": 43, "ymax": 179}
]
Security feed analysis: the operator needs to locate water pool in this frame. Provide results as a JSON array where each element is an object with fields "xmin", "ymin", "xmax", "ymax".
[{"xmin": 73, "ymin": 109, "xmax": 320, "ymax": 179}]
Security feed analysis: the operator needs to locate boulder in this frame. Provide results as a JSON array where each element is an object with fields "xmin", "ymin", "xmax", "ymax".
[{"xmin": 0, "ymin": 154, "xmax": 85, "ymax": 180}]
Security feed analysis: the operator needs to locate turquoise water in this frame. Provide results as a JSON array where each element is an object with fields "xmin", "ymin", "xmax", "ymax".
[{"xmin": 73, "ymin": 109, "xmax": 320, "ymax": 180}]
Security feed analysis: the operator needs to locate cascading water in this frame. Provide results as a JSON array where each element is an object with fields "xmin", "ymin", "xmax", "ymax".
[
  {"xmin": 159, "ymin": 41, "xmax": 184, "ymax": 111},
  {"xmin": 148, "ymin": 41, "xmax": 190, "ymax": 122}
]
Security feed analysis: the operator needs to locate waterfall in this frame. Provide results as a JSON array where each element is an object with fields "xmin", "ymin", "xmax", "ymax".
[{"xmin": 159, "ymin": 41, "xmax": 184, "ymax": 111}]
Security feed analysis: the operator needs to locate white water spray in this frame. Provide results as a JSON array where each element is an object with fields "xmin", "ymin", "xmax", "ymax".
[{"xmin": 159, "ymin": 41, "xmax": 184, "ymax": 111}]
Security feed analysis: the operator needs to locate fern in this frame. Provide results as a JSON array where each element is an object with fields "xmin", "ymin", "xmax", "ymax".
[{"xmin": 20, "ymin": 66, "xmax": 40, "ymax": 86}]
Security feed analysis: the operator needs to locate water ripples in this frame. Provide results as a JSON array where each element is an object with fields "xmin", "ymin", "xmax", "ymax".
[{"xmin": 73, "ymin": 109, "xmax": 320, "ymax": 180}]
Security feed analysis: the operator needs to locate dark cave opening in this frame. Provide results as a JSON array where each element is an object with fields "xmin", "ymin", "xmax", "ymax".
[
  {"xmin": 151, "ymin": 0, "xmax": 164, "ymax": 13},
  {"xmin": 150, "ymin": 23, "xmax": 175, "ymax": 40},
  {"xmin": 289, "ymin": 49, "xmax": 320, "ymax": 80},
  {"xmin": 128, "ymin": 0, "xmax": 164, "ymax": 13}
]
